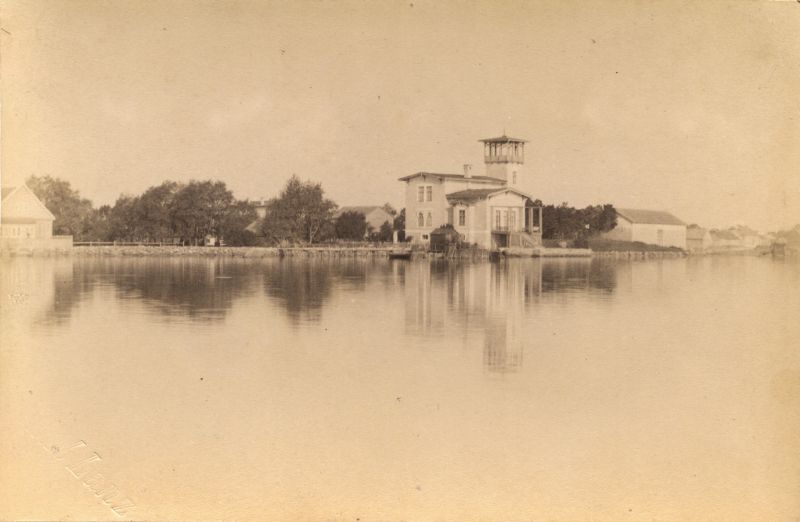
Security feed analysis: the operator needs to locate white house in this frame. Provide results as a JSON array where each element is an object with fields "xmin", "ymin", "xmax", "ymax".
[
  {"xmin": 1, "ymin": 185, "xmax": 55, "ymax": 239},
  {"xmin": 604, "ymin": 208, "xmax": 687, "ymax": 249},
  {"xmin": 400, "ymin": 135, "xmax": 542, "ymax": 250}
]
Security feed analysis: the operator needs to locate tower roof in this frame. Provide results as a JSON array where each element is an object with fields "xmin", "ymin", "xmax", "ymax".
[{"xmin": 479, "ymin": 134, "xmax": 527, "ymax": 143}]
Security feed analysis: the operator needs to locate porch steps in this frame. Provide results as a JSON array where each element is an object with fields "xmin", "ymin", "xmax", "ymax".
[{"xmin": 508, "ymin": 232, "xmax": 541, "ymax": 248}]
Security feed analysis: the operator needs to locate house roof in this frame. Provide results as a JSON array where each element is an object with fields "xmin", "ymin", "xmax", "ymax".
[
  {"xmin": 397, "ymin": 172, "xmax": 506, "ymax": 183},
  {"xmin": 711, "ymin": 229, "xmax": 740, "ymax": 240},
  {"xmin": 616, "ymin": 208, "xmax": 685, "ymax": 226},
  {"xmin": 1, "ymin": 185, "xmax": 56, "ymax": 220},
  {"xmin": 245, "ymin": 218, "xmax": 262, "ymax": 234},
  {"xmin": 333, "ymin": 205, "xmax": 389, "ymax": 218},
  {"xmin": 479, "ymin": 135, "xmax": 528, "ymax": 143},
  {"xmin": 446, "ymin": 187, "xmax": 535, "ymax": 204},
  {"xmin": 1, "ymin": 186, "xmax": 17, "ymax": 200},
  {"xmin": 686, "ymin": 226, "xmax": 708, "ymax": 240}
]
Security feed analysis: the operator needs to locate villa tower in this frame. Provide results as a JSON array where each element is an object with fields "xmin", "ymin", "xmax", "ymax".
[{"xmin": 479, "ymin": 135, "xmax": 526, "ymax": 187}]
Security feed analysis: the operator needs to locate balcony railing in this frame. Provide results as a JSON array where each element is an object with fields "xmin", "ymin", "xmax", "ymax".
[{"xmin": 492, "ymin": 226, "xmax": 541, "ymax": 234}]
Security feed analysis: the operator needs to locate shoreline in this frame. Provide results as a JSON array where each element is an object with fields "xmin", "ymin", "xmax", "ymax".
[{"xmin": 2, "ymin": 244, "xmax": 777, "ymax": 260}]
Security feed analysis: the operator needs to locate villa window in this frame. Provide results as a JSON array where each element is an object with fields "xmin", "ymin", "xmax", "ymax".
[
  {"xmin": 458, "ymin": 209, "xmax": 466, "ymax": 226},
  {"xmin": 417, "ymin": 212, "xmax": 424, "ymax": 227},
  {"xmin": 417, "ymin": 186, "xmax": 424, "ymax": 202},
  {"xmin": 512, "ymin": 172, "xmax": 517, "ymax": 184},
  {"xmin": 426, "ymin": 186, "xmax": 433, "ymax": 202},
  {"xmin": 426, "ymin": 212, "xmax": 432, "ymax": 227}
]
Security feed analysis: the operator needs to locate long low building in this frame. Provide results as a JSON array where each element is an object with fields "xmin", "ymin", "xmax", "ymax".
[{"xmin": 603, "ymin": 208, "xmax": 687, "ymax": 249}]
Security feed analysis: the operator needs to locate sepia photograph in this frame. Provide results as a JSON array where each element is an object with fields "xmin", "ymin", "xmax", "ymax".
[{"xmin": 1, "ymin": 0, "xmax": 799, "ymax": 520}]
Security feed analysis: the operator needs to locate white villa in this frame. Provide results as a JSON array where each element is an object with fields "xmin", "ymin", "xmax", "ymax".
[{"xmin": 399, "ymin": 135, "xmax": 542, "ymax": 250}]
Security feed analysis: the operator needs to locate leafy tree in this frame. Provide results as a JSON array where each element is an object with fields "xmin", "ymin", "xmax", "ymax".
[
  {"xmin": 377, "ymin": 220, "xmax": 394, "ymax": 242},
  {"xmin": 260, "ymin": 175, "xmax": 337, "ymax": 244},
  {"xmin": 220, "ymin": 199, "xmax": 259, "ymax": 246},
  {"xmin": 171, "ymin": 180, "xmax": 235, "ymax": 244},
  {"xmin": 393, "ymin": 208, "xmax": 405, "ymax": 230},
  {"xmin": 335, "ymin": 211, "xmax": 367, "ymax": 240},
  {"xmin": 85, "ymin": 204, "xmax": 113, "ymax": 241},
  {"xmin": 381, "ymin": 203, "xmax": 397, "ymax": 217},
  {"xmin": 26, "ymin": 175, "xmax": 94, "ymax": 239},
  {"xmin": 134, "ymin": 181, "xmax": 181, "ymax": 241},
  {"xmin": 108, "ymin": 195, "xmax": 139, "ymax": 241},
  {"xmin": 541, "ymin": 202, "xmax": 617, "ymax": 240},
  {"xmin": 393, "ymin": 208, "xmax": 406, "ymax": 241}
]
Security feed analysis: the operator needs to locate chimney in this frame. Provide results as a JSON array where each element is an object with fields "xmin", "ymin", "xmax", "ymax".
[{"xmin": 463, "ymin": 164, "xmax": 472, "ymax": 178}]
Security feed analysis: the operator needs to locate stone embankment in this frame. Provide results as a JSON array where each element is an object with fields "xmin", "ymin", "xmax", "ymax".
[
  {"xmin": 71, "ymin": 245, "xmax": 397, "ymax": 258},
  {"xmin": 592, "ymin": 250, "xmax": 686, "ymax": 259},
  {"xmin": 500, "ymin": 247, "xmax": 593, "ymax": 258},
  {"xmin": 500, "ymin": 247, "xmax": 688, "ymax": 259}
]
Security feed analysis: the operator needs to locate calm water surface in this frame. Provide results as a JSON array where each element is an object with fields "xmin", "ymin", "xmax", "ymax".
[{"xmin": 1, "ymin": 255, "xmax": 799, "ymax": 520}]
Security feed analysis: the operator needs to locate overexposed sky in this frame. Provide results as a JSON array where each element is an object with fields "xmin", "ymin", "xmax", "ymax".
[{"xmin": 1, "ymin": 0, "xmax": 798, "ymax": 231}]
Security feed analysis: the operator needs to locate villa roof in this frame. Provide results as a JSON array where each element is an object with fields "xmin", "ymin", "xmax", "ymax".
[
  {"xmin": 446, "ymin": 189, "xmax": 498, "ymax": 203},
  {"xmin": 616, "ymin": 208, "xmax": 685, "ymax": 226},
  {"xmin": 446, "ymin": 187, "xmax": 534, "ymax": 203},
  {"xmin": 479, "ymin": 135, "xmax": 528, "ymax": 143},
  {"xmin": 1, "ymin": 187, "xmax": 16, "ymax": 200},
  {"xmin": 397, "ymin": 172, "xmax": 506, "ymax": 183}
]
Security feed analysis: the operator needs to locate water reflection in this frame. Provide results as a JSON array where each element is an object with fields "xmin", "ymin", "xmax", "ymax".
[
  {"xmin": 403, "ymin": 258, "xmax": 617, "ymax": 372},
  {"xmin": 106, "ymin": 258, "xmax": 260, "ymax": 321},
  {"xmin": 1, "ymin": 258, "xmax": 89, "ymax": 329},
  {"xmin": 261, "ymin": 258, "xmax": 377, "ymax": 322}
]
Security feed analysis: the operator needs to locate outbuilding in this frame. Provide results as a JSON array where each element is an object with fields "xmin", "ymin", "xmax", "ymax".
[
  {"xmin": 604, "ymin": 208, "xmax": 687, "ymax": 249},
  {"xmin": 1, "ymin": 185, "xmax": 55, "ymax": 239}
]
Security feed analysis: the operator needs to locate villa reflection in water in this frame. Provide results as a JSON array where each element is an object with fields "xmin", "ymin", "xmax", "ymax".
[{"xmin": 403, "ymin": 258, "xmax": 617, "ymax": 373}]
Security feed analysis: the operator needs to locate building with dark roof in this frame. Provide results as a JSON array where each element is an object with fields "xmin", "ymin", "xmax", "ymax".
[{"xmin": 604, "ymin": 207, "xmax": 687, "ymax": 249}]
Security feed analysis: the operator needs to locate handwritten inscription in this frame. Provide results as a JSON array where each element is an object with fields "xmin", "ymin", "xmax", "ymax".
[{"xmin": 27, "ymin": 431, "xmax": 137, "ymax": 518}]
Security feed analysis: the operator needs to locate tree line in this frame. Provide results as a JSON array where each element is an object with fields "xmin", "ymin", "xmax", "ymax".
[
  {"xmin": 24, "ymin": 174, "xmax": 615, "ymax": 246},
  {"xmin": 536, "ymin": 201, "xmax": 618, "ymax": 242},
  {"xmin": 27, "ymin": 176, "xmax": 258, "ymax": 245},
  {"xmin": 25, "ymin": 175, "xmax": 404, "ymax": 246}
]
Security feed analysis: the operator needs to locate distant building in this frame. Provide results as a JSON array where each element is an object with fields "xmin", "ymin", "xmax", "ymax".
[
  {"xmin": 399, "ymin": 135, "xmax": 542, "ymax": 250},
  {"xmin": 686, "ymin": 224, "xmax": 712, "ymax": 253},
  {"xmin": 709, "ymin": 229, "xmax": 742, "ymax": 250},
  {"xmin": 1, "ymin": 185, "xmax": 55, "ymax": 239},
  {"xmin": 245, "ymin": 198, "xmax": 269, "ymax": 234},
  {"xmin": 333, "ymin": 206, "xmax": 394, "ymax": 234},
  {"xmin": 730, "ymin": 225, "xmax": 763, "ymax": 249},
  {"xmin": 604, "ymin": 208, "xmax": 687, "ymax": 249}
]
